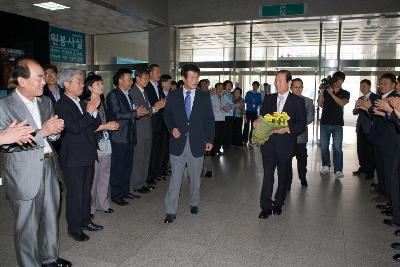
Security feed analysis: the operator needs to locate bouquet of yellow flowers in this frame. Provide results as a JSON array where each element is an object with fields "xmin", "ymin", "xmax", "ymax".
[{"xmin": 251, "ymin": 112, "xmax": 290, "ymax": 145}]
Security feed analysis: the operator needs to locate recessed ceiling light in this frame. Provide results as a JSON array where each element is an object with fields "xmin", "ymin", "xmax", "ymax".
[{"xmin": 33, "ymin": 2, "xmax": 70, "ymax": 11}]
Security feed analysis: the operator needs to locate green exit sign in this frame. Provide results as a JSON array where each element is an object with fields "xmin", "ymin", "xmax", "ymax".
[{"xmin": 261, "ymin": 3, "xmax": 306, "ymax": 17}]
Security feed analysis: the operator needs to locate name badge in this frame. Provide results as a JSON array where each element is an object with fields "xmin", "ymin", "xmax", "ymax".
[{"xmin": 103, "ymin": 131, "xmax": 109, "ymax": 140}]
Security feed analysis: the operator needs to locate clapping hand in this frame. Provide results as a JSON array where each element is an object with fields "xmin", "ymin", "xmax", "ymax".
[
  {"xmin": 373, "ymin": 107, "xmax": 386, "ymax": 117},
  {"xmin": 42, "ymin": 115, "xmax": 64, "ymax": 137},
  {"xmin": 388, "ymin": 97, "xmax": 400, "ymax": 112},
  {"xmin": 106, "ymin": 121, "xmax": 119, "ymax": 131},
  {"xmin": 154, "ymin": 99, "xmax": 166, "ymax": 110},
  {"xmin": 0, "ymin": 120, "xmax": 35, "ymax": 145},
  {"xmin": 375, "ymin": 99, "xmax": 392, "ymax": 113},
  {"xmin": 136, "ymin": 106, "xmax": 149, "ymax": 117}
]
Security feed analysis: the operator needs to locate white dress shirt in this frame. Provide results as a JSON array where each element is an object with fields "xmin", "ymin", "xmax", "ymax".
[
  {"xmin": 382, "ymin": 90, "xmax": 394, "ymax": 99},
  {"xmin": 183, "ymin": 87, "xmax": 196, "ymax": 111},
  {"xmin": 277, "ymin": 90, "xmax": 290, "ymax": 113},
  {"xmin": 16, "ymin": 89, "xmax": 52, "ymax": 154},
  {"xmin": 150, "ymin": 80, "xmax": 160, "ymax": 100}
]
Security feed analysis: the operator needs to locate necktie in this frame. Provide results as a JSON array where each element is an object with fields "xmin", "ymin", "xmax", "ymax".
[
  {"xmin": 277, "ymin": 95, "xmax": 284, "ymax": 113},
  {"xmin": 185, "ymin": 91, "xmax": 191, "ymax": 119}
]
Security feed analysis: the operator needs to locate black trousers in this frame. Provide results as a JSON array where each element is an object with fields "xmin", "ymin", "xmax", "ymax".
[
  {"xmin": 287, "ymin": 143, "xmax": 308, "ymax": 187},
  {"xmin": 356, "ymin": 129, "xmax": 374, "ymax": 176},
  {"xmin": 160, "ymin": 128, "xmax": 170, "ymax": 173},
  {"xmin": 212, "ymin": 121, "xmax": 225, "ymax": 155},
  {"xmin": 260, "ymin": 153, "xmax": 290, "ymax": 211},
  {"xmin": 63, "ymin": 165, "xmax": 94, "ymax": 233},
  {"xmin": 148, "ymin": 127, "xmax": 168, "ymax": 182},
  {"xmin": 223, "ymin": 116, "xmax": 234, "ymax": 150},
  {"xmin": 383, "ymin": 147, "xmax": 397, "ymax": 201},
  {"xmin": 242, "ymin": 111, "xmax": 258, "ymax": 143},
  {"xmin": 373, "ymin": 144, "xmax": 385, "ymax": 196},
  {"xmin": 391, "ymin": 137, "xmax": 400, "ymax": 224},
  {"xmin": 110, "ymin": 142, "xmax": 134, "ymax": 200},
  {"xmin": 232, "ymin": 117, "xmax": 244, "ymax": 146}
]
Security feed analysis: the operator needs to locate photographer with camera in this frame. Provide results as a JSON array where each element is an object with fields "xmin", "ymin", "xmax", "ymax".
[{"xmin": 317, "ymin": 71, "xmax": 350, "ymax": 179}]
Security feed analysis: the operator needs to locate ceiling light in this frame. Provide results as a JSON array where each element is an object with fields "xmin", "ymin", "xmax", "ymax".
[{"xmin": 33, "ymin": 2, "xmax": 70, "ymax": 11}]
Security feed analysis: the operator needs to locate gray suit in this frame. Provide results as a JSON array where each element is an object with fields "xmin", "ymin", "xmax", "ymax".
[
  {"xmin": 129, "ymin": 85, "xmax": 153, "ymax": 190},
  {"xmin": 0, "ymin": 90, "xmax": 61, "ymax": 267},
  {"xmin": 297, "ymin": 96, "xmax": 315, "ymax": 144}
]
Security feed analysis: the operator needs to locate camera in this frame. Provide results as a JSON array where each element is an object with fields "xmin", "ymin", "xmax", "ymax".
[{"xmin": 320, "ymin": 75, "xmax": 339, "ymax": 90}]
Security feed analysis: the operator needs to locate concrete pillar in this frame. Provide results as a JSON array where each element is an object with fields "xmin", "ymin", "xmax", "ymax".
[{"xmin": 149, "ymin": 26, "xmax": 175, "ymax": 76}]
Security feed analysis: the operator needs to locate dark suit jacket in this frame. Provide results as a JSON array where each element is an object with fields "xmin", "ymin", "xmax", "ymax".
[
  {"xmin": 369, "ymin": 91, "xmax": 398, "ymax": 150},
  {"xmin": 260, "ymin": 92, "xmax": 306, "ymax": 159},
  {"xmin": 353, "ymin": 92, "xmax": 378, "ymax": 135},
  {"xmin": 43, "ymin": 84, "xmax": 64, "ymax": 103},
  {"xmin": 54, "ymin": 94, "xmax": 100, "ymax": 167},
  {"xmin": 145, "ymin": 81, "xmax": 166, "ymax": 133},
  {"xmin": 106, "ymin": 88, "xmax": 137, "ymax": 145},
  {"xmin": 163, "ymin": 88, "xmax": 215, "ymax": 157}
]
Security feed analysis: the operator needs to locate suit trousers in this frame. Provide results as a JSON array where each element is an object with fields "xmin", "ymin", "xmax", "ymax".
[
  {"xmin": 356, "ymin": 129, "xmax": 374, "ymax": 176},
  {"xmin": 212, "ymin": 121, "xmax": 225, "ymax": 155},
  {"xmin": 202, "ymin": 153, "xmax": 213, "ymax": 174},
  {"xmin": 223, "ymin": 116, "xmax": 234, "ymax": 150},
  {"xmin": 373, "ymin": 144, "xmax": 385, "ymax": 196},
  {"xmin": 165, "ymin": 137, "xmax": 204, "ymax": 215},
  {"xmin": 260, "ymin": 153, "xmax": 290, "ymax": 211},
  {"xmin": 148, "ymin": 128, "xmax": 166, "ymax": 183},
  {"xmin": 242, "ymin": 111, "xmax": 258, "ymax": 143},
  {"xmin": 131, "ymin": 137, "xmax": 152, "ymax": 190},
  {"xmin": 391, "ymin": 148, "xmax": 400, "ymax": 224},
  {"xmin": 287, "ymin": 143, "xmax": 308, "ymax": 187},
  {"xmin": 110, "ymin": 142, "xmax": 134, "ymax": 200},
  {"xmin": 63, "ymin": 165, "xmax": 94, "ymax": 234},
  {"xmin": 232, "ymin": 117, "xmax": 244, "ymax": 146},
  {"xmin": 383, "ymin": 148, "xmax": 397, "ymax": 200},
  {"xmin": 10, "ymin": 158, "xmax": 60, "ymax": 267},
  {"xmin": 91, "ymin": 154, "xmax": 111, "ymax": 213}
]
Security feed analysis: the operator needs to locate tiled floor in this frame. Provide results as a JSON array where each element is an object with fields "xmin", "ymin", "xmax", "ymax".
[{"xmin": 1, "ymin": 133, "xmax": 399, "ymax": 266}]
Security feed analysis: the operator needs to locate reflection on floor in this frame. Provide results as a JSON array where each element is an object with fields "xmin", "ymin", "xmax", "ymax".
[{"xmin": 0, "ymin": 135, "xmax": 399, "ymax": 266}]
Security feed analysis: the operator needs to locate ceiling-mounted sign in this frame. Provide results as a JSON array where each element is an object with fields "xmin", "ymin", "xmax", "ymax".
[
  {"xmin": 49, "ymin": 26, "xmax": 85, "ymax": 64},
  {"xmin": 261, "ymin": 3, "xmax": 306, "ymax": 17}
]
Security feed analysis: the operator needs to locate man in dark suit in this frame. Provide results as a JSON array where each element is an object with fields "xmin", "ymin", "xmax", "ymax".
[
  {"xmin": 0, "ymin": 59, "xmax": 70, "ymax": 267},
  {"xmin": 163, "ymin": 64, "xmax": 215, "ymax": 223},
  {"xmin": 55, "ymin": 69, "xmax": 104, "ymax": 242},
  {"xmin": 106, "ymin": 68, "xmax": 149, "ymax": 206},
  {"xmin": 144, "ymin": 64, "xmax": 166, "ymax": 186},
  {"xmin": 257, "ymin": 70, "xmax": 306, "ymax": 219},
  {"xmin": 352, "ymin": 79, "xmax": 378, "ymax": 180}
]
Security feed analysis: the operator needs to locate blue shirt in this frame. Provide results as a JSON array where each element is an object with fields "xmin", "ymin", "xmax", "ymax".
[
  {"xmin": 245, "ymin": 91, "xmax": 262, "ymax": 112},
  {"xmin": 222, "ymin": 91, "xmax": 233, "ymax": 117}
]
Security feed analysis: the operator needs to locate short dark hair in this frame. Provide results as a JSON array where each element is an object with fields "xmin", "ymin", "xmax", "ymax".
[
  {"xmin": 276, "ymin": 70, "xmax": 292, "ymax": 82},
  {"xmin": 135, "ymin": 68, "xmax": 150, "ymax": 78},
  {"xmin": 292, "ymin": 78, "xmax": 303, "ymax": 86},
  {"xmin": 171, "ymin": 80, "xmax": 177, "ymax": 86},
  {"xmin": 176, "ymin": 80, "xmax": 184, "ymax": 89},
  {"xmin": 160, "ymin": 74, "xmax": 172, "ymax": 83},
  {"xmin": 181, "ymin": 64, "xmax": 200, "ymax": 78},
  {"xmin": 252, "ymin": 81, "xmax": 260, "ymax": 87},
  {"xmin": 12, "ymin": 58, "xmax": 38, "ymax": 85},
  {"xmin": 223, "ymin": 80, "xmax": 233, "ymax": 89},
  {"xmin": 44, "ymin": 64, "xmax": 58, "ymax": 73},
  {"xmin": 380, "ymin": 73, "xmax": 396, "ymax": 84},
  {"xmin": 147, "ymin": 64, "xmax": 160, "ymax": 73},
  {"xmin": 332, "ymin": 71, "xmax": 345, "ymax": 81},
  {"xmin": 113, "ymin": 68, "xmax": 132, "ymax": 87},
  {"xmin": 263, "ymin": 82, "xmax": 269, "ymax": 86},
  {"xmin": 233, "ymin": 87, "xmax": 242, "ymax": 95},
  {"xmin": 360, "ymin": 79, "xmax": 371, "ymax": 86},
  {"xmin": 215, "ymin": 82, "xmax": 223, "ymax": 89},
  {"xmin": 198, "ymin": 79, "xmax": 207, "ymax": 87}
]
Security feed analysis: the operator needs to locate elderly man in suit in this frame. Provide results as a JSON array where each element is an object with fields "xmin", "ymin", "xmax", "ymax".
[
  {"xmin": 55, "ymin": 69, "xmax": 103, "ymax": 242},
  {"xmin": 352, "ymin": 79, "xmax": 378, "ymax": 180},
  {"xmin": 0, "ymin": 59, "xmax": 70, "ymax": 267},
  {"xmin": 107, "ymin": 68, "xmax": 149, "ymax": 206},
  {"xmin": 163, "ymin": 64, "xmax": 215, "ymax": 223},
  {"xmin": 287, "ymin": 78, "xmax": 315, "ymax": 190},
  {"xmin": 256, "ymin": 70, "xmax": 306, "ymax": 219},
  {"xmin": 129, "ymin": 69, "xmax": 163, "ymax": 194}
]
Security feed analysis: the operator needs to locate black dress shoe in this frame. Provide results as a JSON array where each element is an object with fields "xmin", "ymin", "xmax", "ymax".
[
  {"xmin": 273, "ymin": 207, "xmax": 282, "ymax": 215},
  {"xmin": 204, "ymin": 170, "xmax": 213, "ymax": 177},
  {"xmin": 301, "ymin": 179, "xmax": 308, "ymax": 187},
  {"xmin": 103, "ymin": 208, "xmax": 114, "ymax": 213},
  {"xmin": 382, "ymin": 209, "xmax": 393, "ymax": 216},
  {"xmin": 147, "ymin": 180, "xmax": 156, "ymax": 186},
  {"xmin": 162, "ymin": 170, "xmax": 171, "ymax": 176},
  {"xmin": 391, "ymin": 242, "xmax": 400, "ymax": 250},
  {"xmin": 164, "ymin": 214, "xmax": 176, "ymax": 223},
  {"xmin": 136, "ymin": 187, "xmax": 150, "ymax": 193},
  {"xmin": 393, "ymin": 253, "xmax": 400, "ymax": 262},
  {"xmin": 364, "ymin": 175, "xmax": 373, "ymax": 180},
  {"xmin": 258, "ymin": 210, "xmax": 272, "ymax": 219},
  {"xmin": 82, "ymin": 223, "xmax": 104, "ymax": 231},
  {"xmin": 352, "ymin": 169, "xmax": 363, "ymax": 175},
  {"xmin": 68, "ymin": 231, "xmax": 89, "ymax": 242},
  {"xmin": 395, "ymin": 229, "xmax": 400, "ymax": 237},
  {"xmin": 156, "ymin": 176, "xmax": 167, "ymax": 181},
  {"xmin": 190, "ymin": 206, "xmax": 199, "ymax": 214},
  {"xmin": 42, "ymin": 258, "xmax": 72, "ymax": 267},
  {"xmin": 377, "ymin": 203, "xmax": 392, "ymax": 210},
  {"xmin": 125, "ymin": 193, "xmax": 141, "ymax": 199},
  {"xmin": 384, "ymin": 219, "xmax": 400, "ymax": 227},
  {"xmin": 112, "ymin": 198, "xmax": 128, "ymax": 206}
]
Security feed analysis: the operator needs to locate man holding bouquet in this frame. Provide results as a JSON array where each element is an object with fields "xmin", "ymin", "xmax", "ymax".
[{"xmin": 256, "ymin": 70, "xmax": 306, "ymax": 219}]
